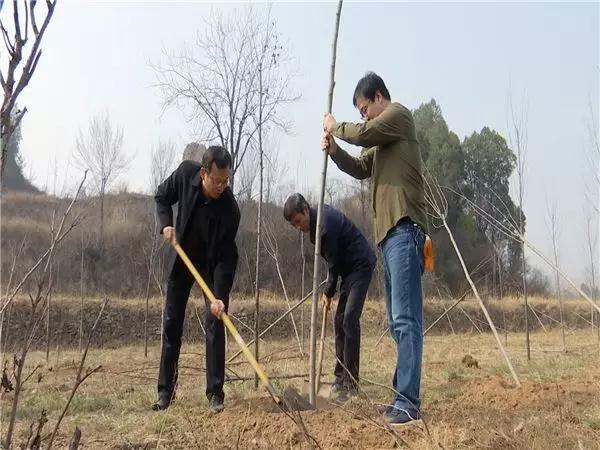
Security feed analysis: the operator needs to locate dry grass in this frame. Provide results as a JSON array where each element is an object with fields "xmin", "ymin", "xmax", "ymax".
[{"xmin": 2, "ymin": 319, "xmax": 599, "ymax": 449}]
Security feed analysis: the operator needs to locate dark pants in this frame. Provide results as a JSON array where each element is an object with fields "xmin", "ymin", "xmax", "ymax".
[
  {"xmin": 333, "ymin": 267, "xmax": 373, "ymax": 389},
  {"xmin": 157, "ymin": 262, "xmax": 227, "ymax": 401}
]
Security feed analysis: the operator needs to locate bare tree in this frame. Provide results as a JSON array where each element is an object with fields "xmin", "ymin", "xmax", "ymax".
[
  {"xmin": 74, "ymin": 112, "xmax": 131, "ymax": 248},
  {"xmin": 2, "ymin": 171, "xmax": 87, "ymax": 449},
  {"xmin": 150, "ymin": 138, "xmax": 177, "ymax": 192},
  {"xmin": 143, "ymin": 138, "xmax": 177, "ymax": 356},
  {"xmin": 586, "ymin": 98, "xmax": 600, "ymax": 187},
  {"xmin": 584, "ymin": 210, "xmax": 598, "ymax": 337},
  {"xmin": 236, "ymin": 150, "xmax": 257, "ymax": 204},
  {"xmin": 263, "ymin": 218, "xmax": 303, "ymax": 354},
  {"xmin": 0, "ymin": 0, "xmax": 57, "ymax": 178},
  {"xmin": 151, "ymin": 7, "xmax": 298, "ymax": 194},
  {"xmin": 546, "ymin": 200, "xmax": 566, "ymax": 352},
  {"xmin": 507, "ymin": 90, "xmax": 531, "ymax": 360},
  {"xmin": 585, "ymin": 99, "xmax": 600, "ymax": 338}
]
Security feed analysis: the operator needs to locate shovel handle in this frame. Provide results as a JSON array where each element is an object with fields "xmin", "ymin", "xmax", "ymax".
[{"xmin": 172, "ymin": 241, "xmax": 281, "ymax": 403}]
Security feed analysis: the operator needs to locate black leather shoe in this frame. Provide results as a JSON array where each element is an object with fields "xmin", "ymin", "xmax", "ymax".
[{"xmin": 152, "ymin": 395, "xmax": 174, "ymax": 411}]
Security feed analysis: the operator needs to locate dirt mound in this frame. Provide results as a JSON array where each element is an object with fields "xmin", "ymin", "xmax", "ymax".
[
  {"xmin": 157, "ymin": 397, "xmax": 424, "ymax": 449},
  {"xmin": 459, "ymin": 374, "xmax": 600, "ymax": 410}
]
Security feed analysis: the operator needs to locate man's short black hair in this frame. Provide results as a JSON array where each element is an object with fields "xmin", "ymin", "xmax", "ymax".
[
  {"xmin": 352, "ymin": 71, "xmax": 391, "ymax": 107},
  {"xmin": 283, "ymin": 193, "xmax": 310, "ymax": 222},
  {"xmin": 202, "ymin": 145, "xmax": 232, "ymax": 172}
]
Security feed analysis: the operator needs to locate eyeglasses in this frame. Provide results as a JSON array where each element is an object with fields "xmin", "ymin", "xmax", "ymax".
[
  {"xmin": 207, "ymin": 173, "xmax": 229, "ymax": 188},
  {"xmin": 359, "ymin": 100, "xmax": 372, "ymax": 120}
]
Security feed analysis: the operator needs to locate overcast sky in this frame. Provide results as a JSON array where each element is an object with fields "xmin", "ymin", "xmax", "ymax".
[{"xmin": 6, "ymin": 0, "xmax": 599, "ymax": 285}]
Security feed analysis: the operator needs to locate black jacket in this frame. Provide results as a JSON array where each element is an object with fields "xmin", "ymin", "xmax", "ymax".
[
  {"xmin": 310, "ymin": 205, "xmax": 376, "ymax": 298},
  {"xmin": 155, "ymin": 160, "xmax": 240, "ymax": 301}
]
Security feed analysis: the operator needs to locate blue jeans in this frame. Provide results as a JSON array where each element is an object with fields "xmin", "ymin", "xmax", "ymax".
[{"xmin": 380, "ymin": 221, "xmax": 425, "ymax": 413}]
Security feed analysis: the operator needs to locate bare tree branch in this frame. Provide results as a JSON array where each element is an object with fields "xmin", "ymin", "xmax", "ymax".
[
  {"xmin": 0, "ymin": 170, "xmax": 88, "ymax": 315},
  {"xmin": 1, "ymin": 0, "xmax": 57, "ymax": 177}
]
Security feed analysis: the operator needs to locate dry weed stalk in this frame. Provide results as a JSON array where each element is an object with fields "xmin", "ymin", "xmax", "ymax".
[{"xmin": 46, "ymin": 298, "xmax": 108, "ymax": 449}]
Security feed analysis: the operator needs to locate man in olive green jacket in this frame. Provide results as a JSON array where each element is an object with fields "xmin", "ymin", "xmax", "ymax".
[{"xmin": 322, "ymin": 72, "xmax": 427, "ymax": 425}]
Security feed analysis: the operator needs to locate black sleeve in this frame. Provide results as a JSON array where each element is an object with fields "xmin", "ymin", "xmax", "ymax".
[
  {"xmin": 154, "ymin": 163, "xmax": 181, "ymax": 233},
  {"xmin": 213, "ymin": 198, "xmax": 240, "ymax": 303},
  {"xmin": 322, "ymin": 211, "xmax": 341, "ymax": 298}
]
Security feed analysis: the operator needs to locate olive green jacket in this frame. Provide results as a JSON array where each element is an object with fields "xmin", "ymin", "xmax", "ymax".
[{"xmin": 330, "ymin": 102, "xmax": 428, "ymax": 244}]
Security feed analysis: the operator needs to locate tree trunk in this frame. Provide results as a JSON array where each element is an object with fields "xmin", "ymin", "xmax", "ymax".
[
  {"xmin": 144, "ymin": 216, "xmax": 158, "ymax": 357},
  {"xmin": 301, "ymin": 232, "xmax": 306, "ymax": 354},
  {"xmin": 443, "ymin": 217, "xmax": 521, "ymax": 386},
  {"xmin": 519, "ymin": 188, "xmax": 530, "ymax": 360},
  {"xmin": 552, "ymin": 236, "xmax": 566, "ymax": 353},
  {"xmin": 99, "ymin": 187, "xmax": 105, "ymax": 251},
  {"xmin": 46, "ymin": 263, "xmax": 53, "ymax": 362},
  {"xmin": 521, "ymin": 240, "xmax": 530, "ymax": 360},
  {"xmin": 80, "ymin": 230, "xmax": 85, "ymax": 353},
  {"xmin": 254, "ymin": 63, "xmax": 264, "ymax": 390}
]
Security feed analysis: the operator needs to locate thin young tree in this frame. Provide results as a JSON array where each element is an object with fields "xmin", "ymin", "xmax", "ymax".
[
  {"xmin": 143, "ymin": 138, "xmax": 177, "ymax": 357},
  {"xmin": 249, "ymin": 8, "xmax": 295, "ymax": 388},
  {"xmin": 507, "ymin": 90, "xmax": 531, "ymax": 360},
  {"xmin": 254, "ymin": 73, "xmax": 264, "ymax": 388},
  {"xmin": 79, "ymin": 228, "xmax": 85, "ymax": 353},
  {"xmin": 263, "ymin": 217, "xmax": 303, "ymax": 355},
  {"xmin": 309, "ymin": 0, "xmax": 343, "ymax": 407},
  {"xmin": 585, "ymin": 99, "xmax": 600, "ymax": 337},
  {"xmin": 546, "ymin": 200, "xmax": 566, "ymax": 352},
  {"xmin": 584, "ymin": 210, "xmax": 598, "ymax": 336},
  {"xmin": 0, "ymin": 0, "xmax": 58, "ymax": 177},
  {"xmin": 74, "ymin": 112, "xmax": 131, "ymax": 249},
  {"xmin": 300, "ymin": 231, "xmax": 306, "ymax": 353}
]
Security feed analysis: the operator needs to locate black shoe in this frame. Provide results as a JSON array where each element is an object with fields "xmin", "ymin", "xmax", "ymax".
[
  {"xmin": 332, "ymin": 385, "xmax": 357, "ymax": 404},
  {"xmin": 152, "ymin": 394, "xmax": 174, "ymax": 411},
  {"xmin": 329, "ymin": 382, "xmax": 343, "ymax": 398},
  {"xmin": 208, "ymin": 395, "xmax": 224, "ymax": 414}
]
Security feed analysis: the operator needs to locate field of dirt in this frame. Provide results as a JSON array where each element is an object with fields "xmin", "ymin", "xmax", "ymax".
[{"xmin": 2, "ymin": 297, "xmax": 600, "ymax": 449}]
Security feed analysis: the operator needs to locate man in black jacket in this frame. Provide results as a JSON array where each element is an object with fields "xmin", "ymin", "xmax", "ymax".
[
  {"xmin": 284, "ymin": 193, "xmax": 376, "ymax": 402},
  {"xmin": 153, "ymin": 146, "xmax": 240, "ymax": 413}
]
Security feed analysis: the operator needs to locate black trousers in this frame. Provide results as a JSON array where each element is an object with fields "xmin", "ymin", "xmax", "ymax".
[
  {"xmin": 157, "ymin": 263, "xmax": 227, "ymax": 401},
  {"xmin": 333, "ymin": 267, "xmax": 374, "ymax": 389}
]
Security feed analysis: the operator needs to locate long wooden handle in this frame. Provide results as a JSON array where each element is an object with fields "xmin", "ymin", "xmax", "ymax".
[
  {"xmin": 315, "ymin": 302, "xmax": 328, "ymax": 392},
  {"xmin": 172, "ymin": 241, "xmax": 280, "ymax": 402}
]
